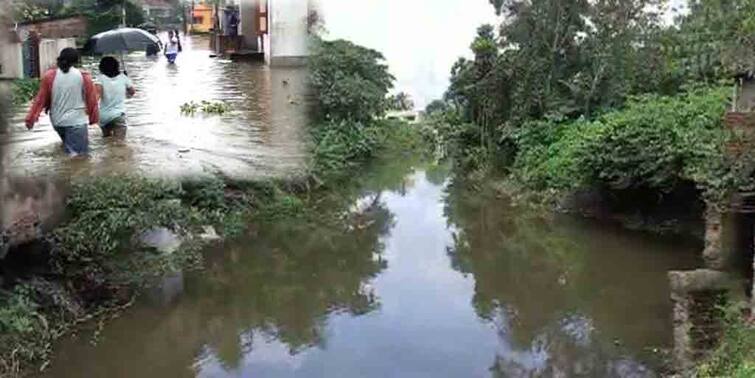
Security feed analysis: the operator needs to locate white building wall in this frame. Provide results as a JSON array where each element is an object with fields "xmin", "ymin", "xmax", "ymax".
[
  {"xmin": 0, "ymin": 42, "xmax": 23, "ymax": 79},
  {"xmin": 38, "ymin": 38, "xmax": 76, "ymax": 73}
]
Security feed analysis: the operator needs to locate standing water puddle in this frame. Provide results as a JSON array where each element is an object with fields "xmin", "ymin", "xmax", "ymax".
[
  {"xmin": 41, "ymin": 166, "xmax": 700, "ymax": 377},
  {"xmin": 2, "ymin": 35, "xmax": 307, "ymax": 180}
]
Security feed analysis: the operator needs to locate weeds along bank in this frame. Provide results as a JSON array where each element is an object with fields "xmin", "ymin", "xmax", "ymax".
[
  {"xmin": 10, "ymin": 80, "xmax": 39, "ymax": 107},
  {"xmin": 0, "ymin": 36, "xmax": 426, "ymax": 376}
]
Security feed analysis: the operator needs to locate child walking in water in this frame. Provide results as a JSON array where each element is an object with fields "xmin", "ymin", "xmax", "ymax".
[
  {"xmin": 96, "ymin": 57, "xmax": 135, "ymax": 139},
  {"xmin": 165, "ymin": 30, "xmax": 180, "ymax": 64},
  {"xmin": 25, "ymin": 48, "xmax": 99, "ymax": 157}
]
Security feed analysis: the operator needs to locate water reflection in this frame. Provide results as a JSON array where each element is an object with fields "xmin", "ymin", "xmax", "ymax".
[
  {"xmin": 44, "ymin": 185, "xmax": 393, "ymax": 377},
  {"xmin": 444, "ymin": 182, "xmax": 702, "ymax": 376},
  {"xmin": 3, "ymin": 35, "xmax": 307, "ymax": 180},
  {"xmin": 43, "ymin": 166, "xmax": 700, "ymax": 377}
]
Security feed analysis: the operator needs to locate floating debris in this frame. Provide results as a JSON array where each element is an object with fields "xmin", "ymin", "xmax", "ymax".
[{"xmin": 180, "ymin": 100, "xmax": 231, "ymax": 116}]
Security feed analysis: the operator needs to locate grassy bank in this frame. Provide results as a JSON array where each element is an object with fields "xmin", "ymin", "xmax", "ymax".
[
  {"xmin": 697, "ymin": 304, "xmax": 755, "ymax": 377},
  {"xmin": 0, "ymin": 176, "xmax": 249, "ymax": 375},
  {"xmin": 423, "ymin": 85, "xmax": 745, "ymax": 238}
]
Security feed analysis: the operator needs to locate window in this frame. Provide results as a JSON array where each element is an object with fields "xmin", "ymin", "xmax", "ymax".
[{"xmin": 193, "ymin": 16, "xmax": 203, "ymax": 24}]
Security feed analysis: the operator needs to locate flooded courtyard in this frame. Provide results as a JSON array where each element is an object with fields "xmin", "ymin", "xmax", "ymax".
[
  {"xmin": 1, "ymin": 35, "xmax": 308, "ymax": 180},
  {"xmin": 39, "ymin": 161, "xmax": 702, "ymax": 377}
]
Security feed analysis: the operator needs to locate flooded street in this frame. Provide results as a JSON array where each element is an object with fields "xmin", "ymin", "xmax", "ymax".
[
  {"xmin": 41, "ymin": 161, "xmax": 702, "ymax": 377},
  {"xmin": 2, "ymin": 35, "xmax": 308, "ymax": 180}
]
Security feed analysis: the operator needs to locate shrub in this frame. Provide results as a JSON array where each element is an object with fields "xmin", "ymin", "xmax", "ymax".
[
  {"xmin": 309, "ymin": 37, "xmax": 395, "ymax": 123},
  {"xmin": 0, "ymin": 286, "xmax": 39, "ymax": 335},
  {"xmin": 53, "ymin": 178, "xmax": 188, "ymax": 267},
  {"xmin": 511, "ymin": 85, "xmax": 736, "ymax": 203},
  {"xmin": 52, "ymin": 176, "xmax": 247, "ymax": 280},
  {"xmin": 697, "ymin": 305, "xmax": 755, "ymax": 377},
  {"xmin": 12, "ymin": 79, "xmax": 40, "ymax": 106}
]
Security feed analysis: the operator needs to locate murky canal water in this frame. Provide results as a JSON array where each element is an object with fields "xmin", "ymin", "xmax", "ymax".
[
  {"xmin": 41, "ymin": 162, "xmax": 701, "ymax": 377},
  {"xmin": 2, "ymin": 35, "xmax": 307, "ymax": 180}
]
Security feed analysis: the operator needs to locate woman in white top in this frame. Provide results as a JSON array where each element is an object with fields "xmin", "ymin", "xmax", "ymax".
[
  {"xmin": 95, "ymin": 56, "xmax": 135, "ymax": 139},
  {"xmin": 25, "ymin": 48, "xmax": 99, "ymax": 157},
  {"xmin": 165, "ymin": 30, "xmax": 180, "ymax": 64}
]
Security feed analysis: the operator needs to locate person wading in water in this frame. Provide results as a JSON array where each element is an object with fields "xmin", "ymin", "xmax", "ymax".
[
  {"xmin": 95, "ymin": 56, "xmax": 135, "ymax": 141},
  {"xmin": 165, "ymin": 30, "xmax": 180, "ymax": 64},
  {"xmin": 25, "ymin": 48, "xmax": 99, "ymax": 157}
]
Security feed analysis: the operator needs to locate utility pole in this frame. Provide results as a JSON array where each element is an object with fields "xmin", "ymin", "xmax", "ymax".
[
  {"xmin": 189, "ymin": 0, "xmax": 195, "ymax": 35},
  {"xmin": 122, "ymin": 0, "xmax": 127, "ymax": 27},
  {"xmin": 182, "ymin": 2, "xmax": 187, "ymax": 34}
]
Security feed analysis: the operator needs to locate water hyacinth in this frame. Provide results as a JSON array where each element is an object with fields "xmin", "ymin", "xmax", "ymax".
[{"xmin": 180, "ymin": 100, "xmax": 231, "ymax": 116}]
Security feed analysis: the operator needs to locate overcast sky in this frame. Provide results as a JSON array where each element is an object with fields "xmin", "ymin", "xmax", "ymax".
[{"xmin": 320, "ymin": 0, "xmax": 689, "ymax": 109}]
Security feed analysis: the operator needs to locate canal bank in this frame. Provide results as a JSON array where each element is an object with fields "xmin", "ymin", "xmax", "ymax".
[
  {"xmin": 0, "ymin": 113, "xmax": 728, "ymax": 377},
  {"xmin": 20, "ymin": 144, "xmax": 705, "ymax": 378}
]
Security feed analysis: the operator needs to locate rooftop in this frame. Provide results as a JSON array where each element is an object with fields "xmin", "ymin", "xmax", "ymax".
[{"xmin": 140, "ymin": 0, "xmax": 173, "ymax": 8}]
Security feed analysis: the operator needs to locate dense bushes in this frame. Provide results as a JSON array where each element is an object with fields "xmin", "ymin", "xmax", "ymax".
[
  {"xmin": 308, "ymin": 36, "xmax": 420, "ymax": 180},
  {"xmin": 511, "ymin": 86, "xmax": 734, "ymax": 202}
]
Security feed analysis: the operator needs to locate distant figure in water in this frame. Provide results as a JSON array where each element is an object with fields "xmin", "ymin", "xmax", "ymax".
[
  {"xmin": 95, "ymin": 57, "xmax": 135, "ymax": 140},
  {"xmin": 25, "ymin": 48, "xmax": 99, "ymax": 157},
  {"xmin": 165, "ymin": 30, "xmax": 180, "ymax": 64}
]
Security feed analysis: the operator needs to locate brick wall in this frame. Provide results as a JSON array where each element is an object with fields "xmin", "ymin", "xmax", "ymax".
[
  {"xmin": 725, "ymin": 112, "xmax": 755, "ymax": 133},
  {"xmin": 18, "ymin": 16, "xmax": 88, "ymax": 40},
  {"xmin": 724, "ymin": 112, "xmax": 755, "ymax": 156}
]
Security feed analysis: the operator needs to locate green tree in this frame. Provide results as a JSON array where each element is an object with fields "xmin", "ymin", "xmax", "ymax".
[
  {"xmin": 309, "ymin": 37, "xmax": 395, "ymax": 123},
  {"xmin": 667, "ymin": 0, "xmax": 755, "ymax": 79},
  {"xmin": 11, "ymin": 0, "xmax": 66, "ymax": 22},
  {"xmin": 65, "ymin": 0, "xmax": 145, "ymax": 35},
  {"xmin": 424, "ymin": 99, "xmax": 449, "ymax": 115},
  {"xmin": 386, "ymin": 92, "xmax": 414, "ymax": 111}
]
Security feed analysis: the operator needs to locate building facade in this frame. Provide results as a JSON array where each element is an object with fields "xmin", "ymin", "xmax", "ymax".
[
  {"xmin": 190, "ymin": 3, "xmax": 215, "ymax": 33},
  {"xmin": 140, "ymin": 0, "xmax": 177, "ymax": 27},
  {"xmin": 3, "ymin": 16, "xmax": 87, "ymax": 79}
]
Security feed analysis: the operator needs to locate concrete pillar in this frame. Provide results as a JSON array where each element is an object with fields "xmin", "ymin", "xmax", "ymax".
[
  {"xmin": 703, "ymin": 207, "xmax": 726, "ymax": 269},
  {"xmin": 668, "ymin": 269, "xmax": 741, "ymax": 374},
  {"xmin": 239, "ymin": 0, "xmax": 260, "ymax": 51},
  {"xmin": 267, "ymin": 0, "xmax": 309, "ymax": 66}
]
